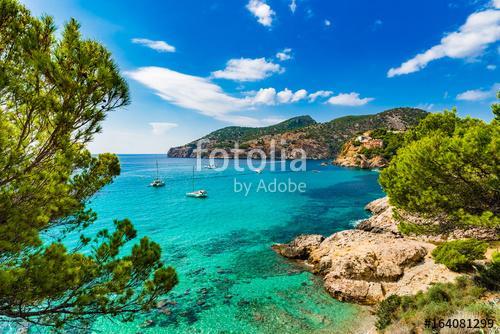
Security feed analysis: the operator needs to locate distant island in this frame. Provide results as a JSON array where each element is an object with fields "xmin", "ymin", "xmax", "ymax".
[{"xmin": 167, "ymin": 107, "xmax": 428, "ymax": 160}]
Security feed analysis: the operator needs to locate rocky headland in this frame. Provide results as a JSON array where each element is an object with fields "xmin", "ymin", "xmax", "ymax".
[{"xmin": 273, "ymin": 197, "xmax": 498, "ymax": 305}]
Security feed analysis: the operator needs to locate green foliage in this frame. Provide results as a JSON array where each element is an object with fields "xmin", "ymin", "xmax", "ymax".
[
  {"xmin": 474, "ymin": 251, "xmax": 500, "ymax": 291},
  {"xmin": 376, "ymin": 294, "xmax": 402, "ymax": 330},
  {"xmin": 375, "ymin": 277, "xmax": 486, "ymax": 331},
  {"xmin": 360, "ymin": 128, "xmax": 406, "ymax": 160},
  {"xmin": 0, "ymin": 0, "xmax": 177, "ymax": 328},
  {"xmin": 196, "ymin": 115, "xmax": 316, "ymax": 143},
  {"xmin": 380, "ymin": 109, "xmax": 499, "ymax": 227},
  {"xmin": 432, "ymin": 239, "xmax": 488, "ymax": 272},
  {"xmin": 303, "ymin": 107, "xmax": 427, "ymax": 155},
  {"xmin": 397, "ymin": 222, "xmax": 442, "ymax": 236},
  {"xmin": 492, "ymin": 91, "xmax": 500, "ymax": 121}
]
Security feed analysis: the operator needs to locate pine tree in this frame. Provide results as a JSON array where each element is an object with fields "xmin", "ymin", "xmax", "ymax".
[{"xmin": 0, "ymin": 0, "xmax": 177, "ymax": 328}]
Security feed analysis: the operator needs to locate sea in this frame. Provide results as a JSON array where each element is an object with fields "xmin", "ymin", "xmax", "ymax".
[{"xmin": 6, "ymin": 154, "xmax": 385, "ymax": 334}]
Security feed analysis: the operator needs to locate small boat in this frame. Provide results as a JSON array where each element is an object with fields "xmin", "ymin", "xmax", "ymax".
[
  {"xmin": 320, "ymin": 162, "xmax": 328, "ymax": 166},
  {"xmin": 312, "ymin": 170, "xmax": 320, "ymax": 173},
  {"xmin": 255, "ymin": 168, "xmax": 263, "ymax": 173},
  {"xmin": 150, "ymin": 161, "xmax": 165, "ymax": 187},
  {"xmin": 186, "ymin": 190, "xmax": 208, "ymax": 198},
  {"xmin": 186, "ymin": 166, "xmax": 208, "ymax": 198},
  {"xmin": 204, "ymin": 164, "xmax": 216, "ymax": 169}
]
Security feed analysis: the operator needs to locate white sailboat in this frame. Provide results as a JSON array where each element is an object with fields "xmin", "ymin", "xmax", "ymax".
[
  {"xmin": 150, "ymin": 160, "xmax": 165, "ymax": 187},
  {"xmin": 186, "ymin": 166, "xmax": 207, "ymax": 198}
]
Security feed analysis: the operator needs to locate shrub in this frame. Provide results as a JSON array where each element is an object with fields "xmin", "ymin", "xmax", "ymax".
[
  {"xmin": 375, "ymin": 277, "xmax": 486, "ymax": 331},
  {"xmin": 398, "ymin": 222, "xmax": 442, "ymax": 236},
  {"xmin": 432, "ymin": 239, "xmax": 488, "ymax": 271},
  {"xmin": 474, "ymin": 251, "xmax": 500, "ymax": 290},
  {"xmin": 376, "ymin": 294, "xmax": 402, "ymax": 330}
]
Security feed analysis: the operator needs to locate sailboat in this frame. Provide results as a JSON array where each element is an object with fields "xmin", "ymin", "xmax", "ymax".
[
  {"xmin": 150, "ymin": 160, "xmax": 165, "ymax": 187},
  {"xmin": 186, "ymin": 166, "xmax": 207, "ymax": 198}
]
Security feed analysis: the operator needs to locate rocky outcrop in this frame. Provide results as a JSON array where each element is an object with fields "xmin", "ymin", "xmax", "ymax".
[
  {"xmin": 274, "ymin": 229, "xmax": 458, "ymax": 304},
  {"xmin": 334, "ymin": 132, "xmax": 388, "ymax": 169},
  {"xmin": 271, "ymin": 234, "xmax": 324, "ymax": 259}
]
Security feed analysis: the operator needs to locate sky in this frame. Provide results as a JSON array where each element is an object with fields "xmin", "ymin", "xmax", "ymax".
[{"xmin": 20, "ymin": 0, "xmax": 500, "ymax": 153}]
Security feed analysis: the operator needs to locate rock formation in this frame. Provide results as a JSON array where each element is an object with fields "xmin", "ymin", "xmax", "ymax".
[
  {"xmin": 274, "ymin": 196, "xmax": 498, "ymax": 304},
  {"xmin": 273, "ymin": 229, "xmax": 457, "ymax": 304}
]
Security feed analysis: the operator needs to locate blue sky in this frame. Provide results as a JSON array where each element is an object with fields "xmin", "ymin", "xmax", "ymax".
[{"xmin": 21, "ymin": 0, "xmax": 500, "ymax": 153}]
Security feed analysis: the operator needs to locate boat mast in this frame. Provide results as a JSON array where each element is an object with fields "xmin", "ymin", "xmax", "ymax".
[
  {"xmin": 156, "ymin": 160, "xmax": 159, "ymax": 180},
  {"xmin": 192, "ymin": 165, "xmax": 195, "ymax": 191}
]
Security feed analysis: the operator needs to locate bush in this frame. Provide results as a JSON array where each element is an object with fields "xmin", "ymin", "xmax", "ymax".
[
  {"xmin": 474, "ymin": 251, "xmax": 500, "ymax": 290},
  {"xmin": 432, "ymin": 239, "xmax": 488, "ymax": 272},
  {"xmin": 398, "ymin": 222, "xmax": 442, "ymax": 236},
  {"xmin": 376, "ymin": 294, "xmax": 402, "ymax": 330},
  {"xmin": 375, "ymin": 277, "xmax": 486, "ymax": 331}
]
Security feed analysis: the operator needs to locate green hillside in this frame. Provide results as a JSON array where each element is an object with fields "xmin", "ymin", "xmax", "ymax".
[{"xmin": 192, "ymin": 115, "xmax": 316, "ymax": 144}]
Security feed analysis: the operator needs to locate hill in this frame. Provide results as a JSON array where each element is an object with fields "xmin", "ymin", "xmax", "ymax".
[{"xmin": 167, "ymin": 108, "xmax": 428, "ymax": 159}]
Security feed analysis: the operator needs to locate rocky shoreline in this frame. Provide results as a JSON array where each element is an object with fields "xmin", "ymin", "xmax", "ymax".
[{"xmin": 272, "ymin": 197, "xmax": 465, "ymax": 305}]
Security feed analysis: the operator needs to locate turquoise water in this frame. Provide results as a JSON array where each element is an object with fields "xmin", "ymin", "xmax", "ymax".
[{"xmin": 13, "ymin": 155, "xmax": 385, "ymax": 333}]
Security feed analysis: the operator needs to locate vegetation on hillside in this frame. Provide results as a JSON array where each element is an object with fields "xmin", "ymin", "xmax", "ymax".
[
  {"xmin": 375, "ymin": 277, "xmax": 496, "ymax": 332},
  {"xmin": 193, "ymin": 115, "xmax": 316, "ymax": 145},
  {"xmin": 170, "ymin": 107, "xmax": 428, "ymax": 157},
  {"xmin": 0, "ymin": 0, "xmax": 177, "ymax": 329},
  {"xmin": 301, "ymin": 107, "xmax": 428, "ymax": 154},
  {"xmin": 357, "ymin": 128, "xmax": 405, "ymax": 160}
]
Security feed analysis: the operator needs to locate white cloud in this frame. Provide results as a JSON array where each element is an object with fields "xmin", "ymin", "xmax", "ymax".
[
  {"xmin": 246, "ymin": 0, "xmax": 275, "ymax": 27},
  {"xmin": 149, "ymin": 122, "xmax": 179, "ymax": 135},
  {"xmin": 289, "ymin": 0, "xmax": 297, "ymax": 13},
  {"xmin": 276, "ymin": 48, "xmax": 293, "ymax": 61},
  {"xmin": 291, "ymin": 89, "xmax": 308, "ymax": 102},
  {"xmin": 252, "ymin": 88, "xmax": 277, "ymax": 105},
  {"xmin": 127, "ymin": 67, "xmax": 251, "ymax": 125},
  {"xmin": 388, "ymin": 8, "xmax": 500, "ymax": 77},
  {"xmin": 127, "ymin": 67, "xmax": 315, "ymax": 127},
  {"xmin": 494, "ymin": 0, "xmax": 500, "ymax": 9},
  {"xmin": 487, "ymin": 64, "xmax": 497, "ymax": 70},
  {"xmin": 308, "ymin": 90, "xmax": 333, "ymax": 102},
  {"xmin": 456, "ymin": 83, "xmax": 499, "ymax": 101},
  {"xmin": 131, "ymin": 38, "xmax": 176, "ymax": 53},
  {"xmin": 327, "ymin": 92, "xmax": 374, "ymax": 106},
  {"xmin": 211, "ymin": 57, "xmax": 283, "ymax": 81},
  {"xmin": 274, "ymin": 88, "xmax": 308, "ymax": 103},
  {"xmin": 324, "ymin": 19, "xmax": 331, "ymax": 27},
  {"xmin": 277, "ymin": 88, "xmax": 293, "ymax": 103}
]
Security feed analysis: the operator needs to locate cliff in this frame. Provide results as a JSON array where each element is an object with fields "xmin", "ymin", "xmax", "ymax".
[{"xmin": 168, "ymin": 108, "xmax": 428, "ymax": 159}]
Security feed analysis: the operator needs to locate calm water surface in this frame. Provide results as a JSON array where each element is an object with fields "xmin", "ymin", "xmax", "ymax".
[{"xmin": 15, "ymin": 155, "xmax": 385, "ymax": 333}]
